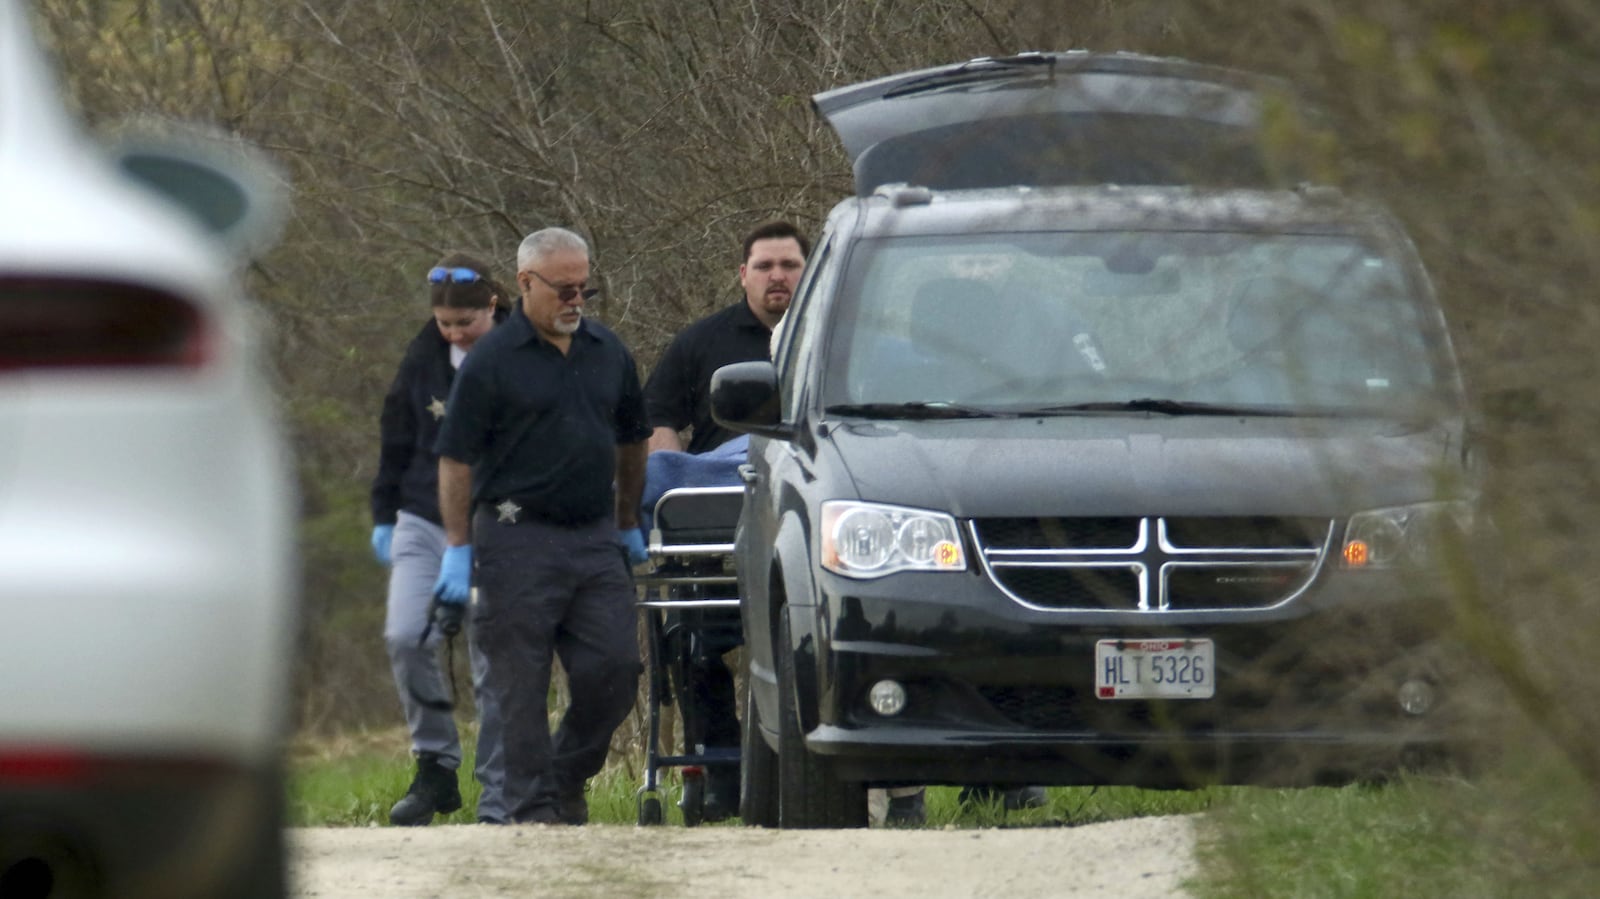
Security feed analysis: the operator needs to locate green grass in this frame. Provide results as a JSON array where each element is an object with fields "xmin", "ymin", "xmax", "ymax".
[
  {"xmin": 1191, "ymin": 763, "xmax": 1600, "ymax": 899},
  {"xmin": 287, "ymin": 727, "xmax": 1223, "ymax": 828},
  {"xmin": 290, "ymin": 729, "xmax": 1600, "ymax": 899},
  {"xmin": 287, "ymin": 728, "xmax": 653, "ymax": 826},
  {"xmin": 288, "ymin": 732, "xmax": 463, "ymax": 826},
  {"xmin": 914, "ymin": 783, "xmax": 1227, "ymax": 829}
]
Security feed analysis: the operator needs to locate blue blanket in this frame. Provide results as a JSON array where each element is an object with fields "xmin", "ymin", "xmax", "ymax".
[{"xmin": 641, "ymin": 435, "xmax": 748, "ymax": 533}]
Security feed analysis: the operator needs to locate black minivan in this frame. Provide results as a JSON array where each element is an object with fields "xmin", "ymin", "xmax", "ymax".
[{"xmin": 714, "ymin": 52, "xmax": 1489, "ymax": 828}]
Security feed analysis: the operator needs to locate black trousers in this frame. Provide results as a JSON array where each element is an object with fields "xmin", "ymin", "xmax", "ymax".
[
  {"xmin": 472, "ymin": 511, "xmax": 642, "ymax": 822},
  {"xmin": 665, "ymin": 607, "xmax": 741, "ymax": 753}
]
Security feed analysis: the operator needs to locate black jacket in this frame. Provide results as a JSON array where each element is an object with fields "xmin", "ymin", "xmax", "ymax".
[{"xmin": 370, "ymin": 309, "xmax": 507, "ymax": 526}]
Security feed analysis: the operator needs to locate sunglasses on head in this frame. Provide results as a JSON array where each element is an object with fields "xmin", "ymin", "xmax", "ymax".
[
  {"xmin": 526, "ymin": 269, "xmax": 599, "ymax": 303},
  {"xmin": 428, "ymin": 266, "xmax": 483, "ymax": 284}
]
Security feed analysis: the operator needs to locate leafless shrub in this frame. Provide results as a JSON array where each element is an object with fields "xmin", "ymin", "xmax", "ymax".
[{"xmin": 30, "ymin": 1, "xmax": 1600, "ymax": 850}]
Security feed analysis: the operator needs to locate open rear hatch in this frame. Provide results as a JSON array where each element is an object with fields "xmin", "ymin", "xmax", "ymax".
[{"xmin": 812, "ymin": 51, "xmax": 1308, "ymax": 195}]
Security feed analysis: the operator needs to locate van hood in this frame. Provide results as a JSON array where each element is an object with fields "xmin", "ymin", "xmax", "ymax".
[{"xmin": 824, "ymin": 414, "xmax": 1464, "ymax": 518}]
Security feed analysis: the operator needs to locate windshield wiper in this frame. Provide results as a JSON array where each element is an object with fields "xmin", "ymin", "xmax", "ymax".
[
  {"xmin": 826, "ymin": 402, "xmax": 1009, "ymax": 420},
  {"xmin": 1026, "ymin": 398, "xmax": 1299, "ymax": 417},
  {"xmin": 883, "ymin": 54, "xmax": 1056, "ymax": 99}
]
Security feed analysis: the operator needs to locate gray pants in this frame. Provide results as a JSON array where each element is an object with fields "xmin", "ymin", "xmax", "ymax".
[
  {"xmin": 472, "ymin": 512, "xmax": 642, "ymax": 823},
  {"xmin": 384, "ymin": 511, "xmax": 506, "ymax": 822}
]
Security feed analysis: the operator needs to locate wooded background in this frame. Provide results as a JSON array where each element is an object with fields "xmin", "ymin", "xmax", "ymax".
[{"xmin": 29, "ymin": 0, "xmax": 1600, "ymax": 806}]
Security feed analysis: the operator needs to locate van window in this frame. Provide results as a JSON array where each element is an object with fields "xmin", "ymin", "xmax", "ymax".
[
  {"xmin": 826, "ymin": 231, "xmax": 1449, "ymax": 416},
  {"xmin": 779, "ymin": 235, "xmax": 843, "ymax": 423},
  {"xmin": 855, "ymin": 112, "xmax": 1271, "ymax": 193}
]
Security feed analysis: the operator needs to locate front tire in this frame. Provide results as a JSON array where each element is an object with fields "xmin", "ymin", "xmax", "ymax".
[{"xmin": 774, "ymin": 614, "xmax": 865, "ymax": 829}]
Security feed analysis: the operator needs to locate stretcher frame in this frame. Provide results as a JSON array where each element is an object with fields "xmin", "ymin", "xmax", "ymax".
[{"xmin": 633, "ymin": 484, "xmax": 744, "ymax": 826}]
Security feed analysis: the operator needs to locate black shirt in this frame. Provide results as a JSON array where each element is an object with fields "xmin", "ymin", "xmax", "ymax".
[
  {"xmin": 644, "ymin": 299, "xmax": 771, "ymax": 454},
  {"xmin": 434, "ymin": 306, "xmax": 650, "ymax": 526},
  {"xmin": 370, "ymin": 310, "xmax": 507, "ymax": 527}
]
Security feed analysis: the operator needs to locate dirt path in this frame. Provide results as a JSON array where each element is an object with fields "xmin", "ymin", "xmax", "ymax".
[{"xmin": 288, "ymin": 815, "xmax": 1198, "ymax": 899}]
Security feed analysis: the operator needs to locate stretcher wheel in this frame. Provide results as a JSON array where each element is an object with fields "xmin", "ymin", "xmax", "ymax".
[
  {"xmin": 679, "ymin": 768, "xmax": 705, "ymax": 827},
  {"xmin": 638, "ymin": 794, "xmax": 664, "ymax": 826}
]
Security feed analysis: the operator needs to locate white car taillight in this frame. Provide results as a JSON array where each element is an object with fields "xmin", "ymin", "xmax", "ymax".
[{"xmin": 0, "ymin": 278, "xmax": 213, "ymax": 372}]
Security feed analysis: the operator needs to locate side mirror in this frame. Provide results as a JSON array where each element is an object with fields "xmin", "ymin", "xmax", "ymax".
[
  {"xmin": 108, "ymin": 125, "xmax": 286, "ymax": 260},
  {"xmin": 710, "ymin": 361, "xmax": 793, "ymax": 441}
]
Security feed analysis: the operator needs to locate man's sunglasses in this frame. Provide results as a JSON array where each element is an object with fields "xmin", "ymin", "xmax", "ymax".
[
  {"xmin": 526, "ymin": 269, "xmax": 599, "ymax": 303},
  {"xmin": 428, "ymin": 266, "xmax": 483, "ymax": 284}
]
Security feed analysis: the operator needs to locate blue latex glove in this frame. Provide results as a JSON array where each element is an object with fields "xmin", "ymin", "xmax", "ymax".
[
  {"xmin": 370, "ymin": 524, "xmax": 394, "ymax": 566},
  {"xmin": 433, "ymin": 544, "xmax": 472, "ymax": 604},
  {"xmin": 618, "ymin": 527, "xmax": 648, "ymax": 566}
]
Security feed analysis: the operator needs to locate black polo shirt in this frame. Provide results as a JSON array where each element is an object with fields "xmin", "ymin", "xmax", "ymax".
[
  {"xmin": 644, "ymin": 299, "xmax": 772, "ymax": 454},
  {"xmin": 434, "ymin": 306, "xmax": 650, "ymax": 526}
]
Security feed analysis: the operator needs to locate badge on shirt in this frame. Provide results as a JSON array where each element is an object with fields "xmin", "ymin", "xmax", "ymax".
[
  {"xmin": 428, "ymin": 397, "xmax": 447, "ymax": 420},
  {"xmin": 496, "ymin": 500, "xmax": 522, "ymax": 524}
]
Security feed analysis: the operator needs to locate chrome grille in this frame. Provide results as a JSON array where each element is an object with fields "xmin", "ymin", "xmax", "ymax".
[
  {"xmin": 979, "ymin": 517, "xmax": 1143, "ymax": 549},
  {"xmin": 987, "ymin": 567, "xmax": 1142, "ymax": 611},
  {"xmin": 972, "ymin": 516, "xmax": 1331, "ymax": 612}
]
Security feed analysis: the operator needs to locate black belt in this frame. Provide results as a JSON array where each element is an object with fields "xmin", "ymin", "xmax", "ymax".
[{"xmin": 477, "ymin": 498, "xmax": 602, "ymax": 529}]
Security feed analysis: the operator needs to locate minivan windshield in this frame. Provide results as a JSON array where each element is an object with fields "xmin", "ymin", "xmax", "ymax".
[{"xmin": 822, "ymin": 231, "xmax": 1457, "ymax": 418}]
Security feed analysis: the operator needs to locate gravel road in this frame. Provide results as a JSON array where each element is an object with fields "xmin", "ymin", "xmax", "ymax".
[{"xmin": 288, "ymin": 814, "xmax": 1198, "ymax": 899}]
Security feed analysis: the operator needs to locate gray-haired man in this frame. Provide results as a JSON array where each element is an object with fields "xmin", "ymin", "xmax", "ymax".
[{"xmin": 433, "ymin": 227, "xmax": 649, "ymax": 825}]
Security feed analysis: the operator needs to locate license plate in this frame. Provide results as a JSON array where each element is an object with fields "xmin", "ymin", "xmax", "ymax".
[{"xmin": 1095, "ymin": 638, "xmax": 1215, "ymax": 700}]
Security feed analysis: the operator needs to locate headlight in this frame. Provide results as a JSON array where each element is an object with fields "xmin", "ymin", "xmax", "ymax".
[
  {"xmin": 1341, "ymin": 501, "xmax": 1475, "ymax": 569},
  {"xmin": 820, "ymin": 501, "xmax": 966, "ymax": 578}
]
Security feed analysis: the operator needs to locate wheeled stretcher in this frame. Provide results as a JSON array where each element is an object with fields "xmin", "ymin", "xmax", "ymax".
[{"xmin": 633, "ymin": 484, "xmax": 744, "ymax": 826}]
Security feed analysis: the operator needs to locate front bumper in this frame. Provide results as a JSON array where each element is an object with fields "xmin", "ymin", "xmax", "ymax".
[
  {"xmin": 812, "ymin": 725, "xmax": 1455, "ymax": 788},
  {"xmin": 801, "ymin": 568, "xmax": 1473, "ymax": 788}
]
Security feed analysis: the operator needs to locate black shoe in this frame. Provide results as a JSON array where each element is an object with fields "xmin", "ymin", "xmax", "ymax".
[
  {"xmin": 957, "ymin": 785, "xmax": 999, "ymax": 807},
  {"xmin": 389, "ymin": 753, "xmax": 462, "ymax": 826},
  {"xmin": 702, "ymin": 767, "xmax": 739, "ymax": 824},
  {"xmin": 557, "ymin": 789, "xmax": 588, "ymax": 826},
  {"xmin": 1004, "ymin": 786, "xmax": 1049, "ymax": 810},
  {"xmin": 701, "ymin": 797, "xmax": 733, "ymax": 824},
  {"xmin": 958, "ymin": 785, "xmax": 1048, "ymax": 811},
  {"xmin": 885, "ymin": 790, "xmax": 926, "ymax": 827},
  {"xmin": 514, "ymin": 807, "xmax": 563, "ymax": 825}
]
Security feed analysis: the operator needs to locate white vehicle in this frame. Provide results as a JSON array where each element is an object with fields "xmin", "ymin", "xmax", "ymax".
[{"xmin": 0, "ymin": 2, "xmax": 296, "ymax": 897}]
